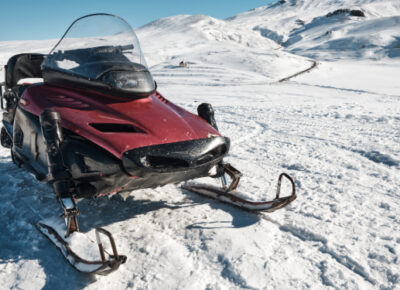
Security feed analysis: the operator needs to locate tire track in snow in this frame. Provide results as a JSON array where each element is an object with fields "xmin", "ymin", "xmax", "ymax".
[
  {"xmin": 264, "ymin": 112, "xmax": 400, "ymax": 174},
  {"xmin": 219, "ymin": 113, "xmax": 265, "ymax": 147},
  {"xmin": 153, "ymin": 63, "xmax": 266, "ymax": 87},
  {"xmin": 260, "ymin": 215, "xmax": 377, "ymax": 286},
  {"xmin": 277, "ymin": 60, "xmax": 318, "ymax": 83},
  {"xmin": 289, "ymin": 81, "xmax": 400, "ymax": 98}
]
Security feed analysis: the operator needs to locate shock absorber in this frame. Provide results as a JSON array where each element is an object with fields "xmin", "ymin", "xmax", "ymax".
[{"xmin": 40, "ymin": 109, "xmax": 79, "ymax": 236}]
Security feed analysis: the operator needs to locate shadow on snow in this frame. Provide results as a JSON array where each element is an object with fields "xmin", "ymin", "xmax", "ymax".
[{"xmin": 0, "ymin": 157, "xmax": 259, "ymax": 289}]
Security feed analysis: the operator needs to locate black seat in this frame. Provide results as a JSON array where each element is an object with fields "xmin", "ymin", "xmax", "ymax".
[
  {"xmin": 1, "ymin": 53, "xmax": 45, "ymax": 124},
  {"xmin": 5, "ymin": 53, "xmax": 45, "ymax": 90}
]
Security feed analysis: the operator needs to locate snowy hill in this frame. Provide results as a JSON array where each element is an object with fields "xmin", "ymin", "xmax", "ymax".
[
  {"xmin": 1, "ymin": 1, "xmax": 400, "ymax": 289},
  {"xmin": 139, "ymin": 14, "xmax": 280, "ymax": 50},
  {"xmin": 137, "ymin": 14, "xmax": 311, "ymax": 84},
  {"xmin": 228, "ymin": 0, "xmax": 400, "ymax": 60}
]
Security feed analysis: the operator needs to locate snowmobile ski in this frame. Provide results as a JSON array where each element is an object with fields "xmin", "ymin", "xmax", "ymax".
[
  {"xmin": 36, "ymin": 218, "xmax": 126, "ymax": 275},
  {"xmin": 182, "ymin": 164, "xmax": 296, "ymax": 212}
]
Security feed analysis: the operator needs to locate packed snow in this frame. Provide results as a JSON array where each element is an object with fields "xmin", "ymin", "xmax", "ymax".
[{"xmin": 0, "ymin": 0, "xmax": 399, "ymax": 289}]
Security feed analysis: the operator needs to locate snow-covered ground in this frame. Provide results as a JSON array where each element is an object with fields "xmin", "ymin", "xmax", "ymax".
[{"xmin": 0, "ymin": 1, "xmax": 399, "ymax": 289}]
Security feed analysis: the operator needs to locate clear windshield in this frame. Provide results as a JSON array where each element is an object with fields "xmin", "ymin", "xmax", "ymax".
[{"xmin": 42, "ymin": 13, "xmax": 148, "ymax": 79}]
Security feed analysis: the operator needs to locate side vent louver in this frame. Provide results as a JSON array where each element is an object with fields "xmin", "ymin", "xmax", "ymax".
[
  {"xmin": 154, "ymin": 92, "xmax": 168, "ymax": 104},
  {"xmin": 89, "ymin": 123, "xmax": 145, "ymax": 133}
]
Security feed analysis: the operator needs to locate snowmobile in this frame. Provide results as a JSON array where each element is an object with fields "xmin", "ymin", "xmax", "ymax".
[{"xmin": 0, "ymin": 14, "xmax": 296, "ymax": 275}]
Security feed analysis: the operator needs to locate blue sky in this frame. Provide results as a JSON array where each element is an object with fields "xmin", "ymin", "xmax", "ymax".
[{"xmin": 0, "ymin": 0, "xmax": 274, "ymax": 41}]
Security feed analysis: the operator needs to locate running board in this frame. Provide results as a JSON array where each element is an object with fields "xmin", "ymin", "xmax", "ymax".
[{"xmin": 37, "ymin": 218, "xmax": 126, "ymax": 275}]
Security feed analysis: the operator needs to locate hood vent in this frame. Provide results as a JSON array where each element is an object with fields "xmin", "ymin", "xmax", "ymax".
[
  {"xmin": 89, "ymin": 123, "xmax": 145, "ymax": 133},
  {"xmin": 46, "ymin": 95, "xmax": 90, "ymax": 109},
  {"xmin": 154, "ymin": 92, "xmax": 168, "ymax": 104}
]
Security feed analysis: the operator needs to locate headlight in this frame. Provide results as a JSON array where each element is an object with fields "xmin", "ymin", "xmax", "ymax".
[{"xmin": 101, "ymin": 70, "xmax": 155, "ymax": 93}]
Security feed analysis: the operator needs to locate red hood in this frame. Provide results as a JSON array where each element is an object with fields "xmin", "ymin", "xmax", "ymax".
[{"xmin": 20, "ymin": 84, "xmax": 220, "ymax": 158}]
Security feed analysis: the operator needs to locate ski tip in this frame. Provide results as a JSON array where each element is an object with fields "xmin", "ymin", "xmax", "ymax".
[{"xmin": 36, "ymin": 221, "xmax": 126, "ymax": 275}]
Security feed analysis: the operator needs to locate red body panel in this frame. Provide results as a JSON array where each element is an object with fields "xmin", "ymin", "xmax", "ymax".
[{"xmin": 20, "ymin": 84, "xmax": 220, "ymax": 158}]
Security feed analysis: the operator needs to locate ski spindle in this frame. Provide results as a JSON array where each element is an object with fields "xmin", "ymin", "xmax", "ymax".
[{"xmin": 223, "ymin": 163, "xmax": 242, "ymax": 192}]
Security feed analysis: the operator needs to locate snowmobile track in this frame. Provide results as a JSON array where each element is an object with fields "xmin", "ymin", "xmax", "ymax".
[{"xmin": 277, "ymin": 60, "xmax": 318, "ymax": 83}]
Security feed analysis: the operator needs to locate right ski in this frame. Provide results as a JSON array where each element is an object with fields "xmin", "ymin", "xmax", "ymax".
[
  {"xmin": 183, "ymin": 169, "xmax": 296, "ymax": 212},
  {"xmin": 37, "ymin": 217, "xmax": 126, "ymax": 275}
]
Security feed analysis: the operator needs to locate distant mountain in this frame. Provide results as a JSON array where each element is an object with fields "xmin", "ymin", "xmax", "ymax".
[
  {"xmin": 227, "ymin": 0, "xmax": 400, "ymax": 60},
  {"xmin": 138, "ymin": 14, "xmax": 279, "ymax": 51},
  {"xmin": 136, "ymin": 14, "xmax": 311, "ymax": 83}
]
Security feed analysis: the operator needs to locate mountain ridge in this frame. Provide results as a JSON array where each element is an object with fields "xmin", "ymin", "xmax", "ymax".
[{"xmin": 227, "ymin": 0, "xmax": 400, "ymax": 60}]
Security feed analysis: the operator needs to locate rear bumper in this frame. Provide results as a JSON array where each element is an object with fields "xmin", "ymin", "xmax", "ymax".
[{"xmin": 122, "ymin": 136, "xmax": 230, "ymax": 177}]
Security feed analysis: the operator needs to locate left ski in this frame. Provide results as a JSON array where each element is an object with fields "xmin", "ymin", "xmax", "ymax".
[
  {"xmin": 182, "ymin": 173, "xmax": 296, "ymax": 212},
  {"xmin": 37, "ymin": 217, "xmax": 126, "ymax": 275}
]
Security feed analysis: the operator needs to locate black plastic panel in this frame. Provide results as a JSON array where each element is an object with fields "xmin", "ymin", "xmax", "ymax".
[{"xmin": 122, "ymin": 136, "xmax": 230, "ymax": 177}]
